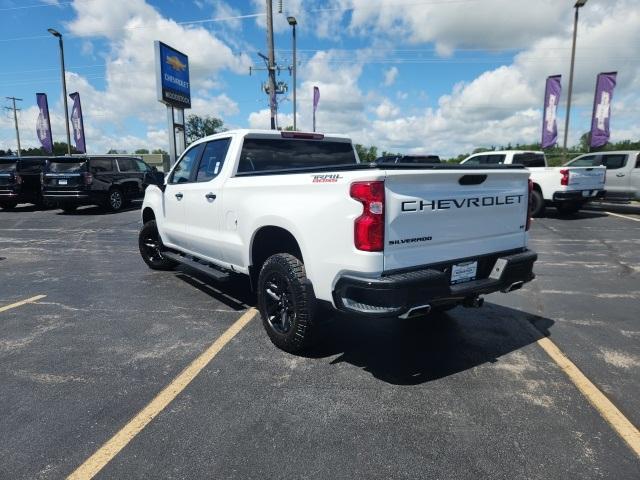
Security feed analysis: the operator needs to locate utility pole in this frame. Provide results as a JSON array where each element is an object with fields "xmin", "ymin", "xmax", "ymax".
[
  {"xmin": 266, "ymin": 0, "xmax": 277, "ymax": 129},
  {"xmin": 287, "ymin": 16, "xmax": 297, "ymax": 130},
  {"xmin": 5, "ymin": 97, "xmax": 22, "ymax": 157}
]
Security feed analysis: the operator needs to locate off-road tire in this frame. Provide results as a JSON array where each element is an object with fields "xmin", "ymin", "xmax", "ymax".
[
  {"xmin": 530, "ymin": 189, "xmax": 545, "ymax": 217},
  {"xmin": 257, "ymin": 253, "xmax": 315, "ymax": 353},
  {"xmin": 138, "ymin": 220, "xmax": 177, "ymax": 270}
]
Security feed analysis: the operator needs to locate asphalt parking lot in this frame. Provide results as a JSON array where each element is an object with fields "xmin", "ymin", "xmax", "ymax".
[{"xmin": 1, "ymin": 203, "xmax": 639, "ymax": 479}]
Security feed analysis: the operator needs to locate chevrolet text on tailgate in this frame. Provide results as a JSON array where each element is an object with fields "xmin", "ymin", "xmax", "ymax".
[{"xmin": 139, "ymin": 130, "xmax": 537, "ymax": 353}]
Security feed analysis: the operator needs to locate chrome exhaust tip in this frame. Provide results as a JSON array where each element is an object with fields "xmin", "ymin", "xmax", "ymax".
[
  {"xmin": 399, "ymin": 304, "xmax": 431, "ymax": 319},
  {"xmin": 501, "ymin": 281, "xmax": 524, "ymax": 293}
]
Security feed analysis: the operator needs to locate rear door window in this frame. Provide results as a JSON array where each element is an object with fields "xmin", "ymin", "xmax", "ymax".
[
  {"xmin": 464, "ymin": 156, "xmax": 483, "ymax": 165},
  {"xmin": 484, "ymin": 154, "xmax": 506, "ymax": 164},
  {"xmin": 196, "ymin": 138, "xmax": 231, "ymax": 182},
  {"xmin": 117, "ymin": 158, "xmax": 137, "ymax": 172},
  {"xmin": 513, "ymin": 153, "xmax": 545, "ymax": 168},
  {"xmin": 170, "ymin": 144, "xmax": 205, "ymax": 184},
  {"xmin": 238, "ymin": 138, "xmax": 357, "ymax": 173},
  {"xmin": 601, "ymin": 154, "xmax": 627, "ymax": 170},
  {"xmin": 90, "ymin": 158, "xmax": 113, "ymax": 173}
]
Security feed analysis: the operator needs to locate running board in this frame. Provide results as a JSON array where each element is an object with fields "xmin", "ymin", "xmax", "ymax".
[{"xmin": 162, "ymin": 251, "xmax": 230, "ymax": 282}]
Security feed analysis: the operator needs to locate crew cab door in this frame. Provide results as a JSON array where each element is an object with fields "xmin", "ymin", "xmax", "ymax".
[
  {"xmin": 162, "ymin": 143, "xmax": 204, "ymax": 248},
  {"xmin": 601, "ymin": 153, "xmax": 631, "ymax": 196},
  {"xmin": 181, "ymin": 137, "xmax": 231, "ymax": 262}
]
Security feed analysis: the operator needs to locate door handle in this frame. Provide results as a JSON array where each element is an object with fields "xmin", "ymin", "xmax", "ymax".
[
  {"xmin": 175, "ymin": 193, "xmax": 183, "ymax": 200},
  {"xmin": 616, "ymin": 173, "xmax": 625, "ymax": 177},
  {"xmin": 205, "ymin": 193, "xmax": 216, "ymax": 201}
]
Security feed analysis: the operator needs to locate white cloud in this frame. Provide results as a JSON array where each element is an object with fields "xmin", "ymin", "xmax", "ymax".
[
  {"xmin": 382, "ymin": 66, "xmax": 398, "ymax": 87},
  {"xmin": 375, "ymin": 99, "xmax": 399, "ymax": 119}
]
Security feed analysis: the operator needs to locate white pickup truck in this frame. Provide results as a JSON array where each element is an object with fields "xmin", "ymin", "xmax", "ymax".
[
  {"xmin": 139, "ymin": 130, "xmax": 537, "ymax": 352},
  {"xmin": 461, "ymin": 150, "xmax": 606, "ymax": 216}
]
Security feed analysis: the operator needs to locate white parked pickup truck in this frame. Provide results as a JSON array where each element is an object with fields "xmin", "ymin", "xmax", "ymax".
[
  {"xmin": 461, "ymin": 150, "xmax": 606, "ymax": 216},
  {"xmin": 565, "ymin": 150, "xmax": 640, "ymax": 202},
  {"xmin": 139, "ymin": 130, "xmax": 537, "ymax": 352}
]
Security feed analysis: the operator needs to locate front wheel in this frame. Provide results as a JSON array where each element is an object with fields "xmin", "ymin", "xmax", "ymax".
[
  {"xmin": 257, "ymin": 253, "xmax": 316, "ymax": 353},
  {"xmin": 138, "ymin": 220, "xmax": 177, "ymax": 270}
]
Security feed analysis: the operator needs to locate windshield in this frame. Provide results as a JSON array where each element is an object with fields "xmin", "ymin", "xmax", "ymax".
[
  {"xmin": 47, "ymin": 160, "xmax": 87, "ymax": 173},
  {"xmin": 0, "ymin": 160, "xmax": 17, "ymax": 173},
  {"xmin": 238, "ymin": 139, "xmax": 357, "ymax": 173}
]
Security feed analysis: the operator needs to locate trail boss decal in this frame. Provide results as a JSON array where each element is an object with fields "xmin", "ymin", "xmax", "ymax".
[
  {"xmin": 402, "ymin": 194, "xmax": 524, "ymax": 212},
  {"xmin": 312, "ymin": 174, "xmax": 343, "ymax": 183}
]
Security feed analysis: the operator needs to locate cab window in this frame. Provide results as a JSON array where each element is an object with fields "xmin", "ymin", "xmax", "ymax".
[
  {"xmin": 134, "ymin": 159, "xmax": 151, "ymax": 172},
  {"xmin": 196, "ymin": 138, "xmax": 231, "ymax": 182},
  {"xmin": 464, "ymin": 155, "xmax": 484, "ymax": 165},
  {"xmin": 117, "ymin": 158, "xmax": 136, "ymax": 172},
  {"xmin": 568, "ymin": 155, "xmax": 598, "ymax": 167},
  {"xmin": 601, "ymin": 154, "xmax": 627, "ymax": 170},
  {"xmin": 90, "ymin": 158, "xmax": 113, "ymax": 173},
  {"xmin": 169, "ymin": 144, "xmax": 204, "ymax": 184},
  {"xmin": 484, "ymin": 154, "xmax": 505, "ymax": 164}
]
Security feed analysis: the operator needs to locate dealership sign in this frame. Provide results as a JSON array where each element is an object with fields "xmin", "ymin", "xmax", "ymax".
[{"xmin": 154, "ymin": 41, "xmax": 191, "ymax": 109}]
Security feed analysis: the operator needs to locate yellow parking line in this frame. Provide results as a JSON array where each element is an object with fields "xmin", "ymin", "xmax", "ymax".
[
  {"xmin": 537, "ymin": 337, "xmax": 640, "ymax": 458},
  {"xmin": 67, "ymin": 307, "xmax": 257, "ymax": 480},
  {"xmin": 605, "ymin": 211, "xmax": 640, "ymax": 223},
  {"xmin": 0, "ymin": 295, "xmax": 47, "ymax": 313}
]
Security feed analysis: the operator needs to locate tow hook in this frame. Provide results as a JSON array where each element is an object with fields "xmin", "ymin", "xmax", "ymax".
[{"xmin": 462, "ymin": 296, "xmax": 484, "ymax": 308}]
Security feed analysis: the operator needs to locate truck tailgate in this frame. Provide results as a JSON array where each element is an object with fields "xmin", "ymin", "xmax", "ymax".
[
  {"xmin": 565, "ymin": 166, "xmax": 606, "ymax": 190},
  {"xmin": 384, "ymin": 169, "xmax": 529, "ymax": 272}
]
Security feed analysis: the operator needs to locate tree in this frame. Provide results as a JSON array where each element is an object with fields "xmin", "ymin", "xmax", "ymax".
[
  {"xmin": 152, "ymin": 148, "xmax": 168, "ymax": 155},
  {"xmin": 185, "ymin": 114, "xmax": 225, "ymax": 144},
  {"xmin": 354, "ymin": 144, "xmax": 378, "ymax": 162},
  {"xmin": 134, "ymin": 148, "xmax": 150, "ymax": 154}
]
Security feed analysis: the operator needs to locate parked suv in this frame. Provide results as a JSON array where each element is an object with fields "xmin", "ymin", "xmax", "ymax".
[
  {"xmin": 0, "ymin": 156, "xmax": 48, "ymax": 210},
  {"xmin": 42, "ymin": 155, "xmax": 164, "ymax": 212}
]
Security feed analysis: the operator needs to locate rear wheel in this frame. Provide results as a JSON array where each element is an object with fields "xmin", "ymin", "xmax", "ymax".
[
  {"xmin": 556, "ymin": 202, "xmax": 581, "ymax": 215},
  {"xmin": 0, "ymin": 201, "xmax": 18, "ymax": 210},
  {"xmin": 530, "ymin": 189, "xmax": 545, "ymax": 217},
  {"xmin": 257, "ymin": 253, "xmax": 315, "ymax": 353},
  {"xmin": 107, "ymin": 188, "xmax": 125, "ymax": 212},
  {"xmin": 138, "ymin": 220, "xmax": 177, "ymax": 270}
]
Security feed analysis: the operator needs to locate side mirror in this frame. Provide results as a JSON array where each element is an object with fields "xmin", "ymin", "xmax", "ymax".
[
  {"xmin": 151, "ymin": 166, "xmax": 158, "ymax": 172},
  {"xmin": 159, "ymin": 183, "xmax": 167, "ymax": 193}
]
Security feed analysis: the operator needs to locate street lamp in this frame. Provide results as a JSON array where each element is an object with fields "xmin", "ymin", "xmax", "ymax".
[
  {"xmin": 287, "ymin": 16, "xmax": 297, "ymax": 131},
  {"xmin": 48, "ymin": 28, "xmax": 72, "ymax": 155},
  {"xmin": 562, "ymin": 0, "xmax": 588, "ymax": 158}
]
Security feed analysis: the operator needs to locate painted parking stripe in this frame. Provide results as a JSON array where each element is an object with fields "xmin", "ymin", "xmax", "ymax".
[
  {"xmin": 605, "ymin": 211, "xmax": 640, "ymax": 223},
  {"xmin": 0, "ymin": 295, "xmax": 47, "ymax": 313},
  {"xmin": 67, "ymin": 307, "xmax": 257, "ymax": 480},
  {"xmin": 537, "ymin": 337, "xmax": 640, "ymax": 458}
]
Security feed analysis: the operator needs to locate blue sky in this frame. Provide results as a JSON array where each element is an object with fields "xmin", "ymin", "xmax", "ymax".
[{"xmin": 1, "ymin": 0, "xmax": 638, "ymax": 156}]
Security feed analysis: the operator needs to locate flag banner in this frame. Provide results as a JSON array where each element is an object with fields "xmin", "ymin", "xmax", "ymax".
[
  {"xmin": 69, "ymin": 92, "xmax": 86, "ymax": 153},
  {"xmin": 541, "ymin": 75, "xmax": 561, "ymax": 149},
  {"xmin": 36, "ymin": 93, "xmax": 53, "ymax": 154},
  {"xmin": 590, "ymin": 72, "xmax": 617, "ymax": 148}
]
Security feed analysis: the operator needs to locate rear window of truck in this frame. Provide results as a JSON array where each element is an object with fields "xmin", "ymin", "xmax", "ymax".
[
  {"xmin": 512, "ymin": 153, "xmax": 545, "ymax": 168},
  {"xmin": 0, "ymin": 160, "xmax": 17, "ymax": 172},
  {"xmin": 238, "ymin": 139, "xmax": 357, "ymax": 173},
  {"xmin": 47, "ymin": 160, "xmax": 87, "ymax": 173}
]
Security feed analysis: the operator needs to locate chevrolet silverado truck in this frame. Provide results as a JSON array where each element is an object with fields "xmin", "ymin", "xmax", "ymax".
[
  {"xmin": 461, "ymin": 150, "xmax": 606, "ymax": 216},
  {"xmin": 138, "ymin": 130, "xmax": 537, "ymax": 353}
]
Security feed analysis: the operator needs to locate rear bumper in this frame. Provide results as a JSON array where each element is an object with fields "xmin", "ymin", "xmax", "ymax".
[
  {"xmin": 333, "ymin": 249, "xmax": 537, "ymax": 317},
  {"xmin": 43, "ymin": 191, "xmax": 91, "ymax": 202},
  {"xmin": 553, "ymin": 190, "xmax": 606, "ymax": 202}
]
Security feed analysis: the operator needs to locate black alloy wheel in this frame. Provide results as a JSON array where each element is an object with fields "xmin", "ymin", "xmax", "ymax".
[
  {"xmin": 108, "ymin": 189, "xmax": 124, "ymax": 211},
  {"xmin": 138, "ymin": 220, "xmax": 177, "ymax": 270},
  {"xmin": 263, "ymin": 272, "xmax": 296, "ymax": 334}
]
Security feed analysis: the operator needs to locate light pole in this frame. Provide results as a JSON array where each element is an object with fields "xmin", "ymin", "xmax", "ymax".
[
  {"xmin": 287, "ymin": 16, "xmax": 297, "ymax": 131},
  {"xmin": 48, "ymin": 28, "xmax": 72, "ymax": 155},
  {"xmin": 562, "ymin": 0, "xmax": 587, "ymax": 158}
]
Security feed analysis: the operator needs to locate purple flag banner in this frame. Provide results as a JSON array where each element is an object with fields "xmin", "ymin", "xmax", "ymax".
[
  {"xmin": 590, "ymin": 72, "xmax": 617, "ymax": 148},
  {"xmin": 541, "ymin": 75, "xmax": 561, "ymax": 149},
  {"xmin": 312, "ymin": 86, "xmax": 320, "ymax": 132},
  {"xmin": 36, "ymin": 93, "xmax": 53, "ymax": 154},
  {"xmin": 69, "ymin": 92, "xmax": 86, "ymax": 153}
]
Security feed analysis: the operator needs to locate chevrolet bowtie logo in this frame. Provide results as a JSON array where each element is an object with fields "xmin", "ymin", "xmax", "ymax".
[{"xmin": 166, "ymin": 55, "xmax": 186, "ymax": 72}]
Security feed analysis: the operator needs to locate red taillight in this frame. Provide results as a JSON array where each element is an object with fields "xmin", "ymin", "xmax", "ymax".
[
  {"xmin": 83, "ymin": 172, "xmax": 93, "ymax": 185},
  {"xmin": 526, "ymin": 179, "xmax": 533, "ymax": 231},
  {"xmin": 560, "ymin": 168, "xmax": 569, "ymax": 186},
  {"xmin": 350, "ymin": 181, "xmax": 385, "ymax": 252}
]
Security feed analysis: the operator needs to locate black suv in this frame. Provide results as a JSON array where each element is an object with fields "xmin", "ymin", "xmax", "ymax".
[
  {"xmin": 0, "ymin": 156, "xmax": 48, "ymax": 210},
  {"xmin": 42, "ymin": 156, "xmax": 164, "ymax": 213}
]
